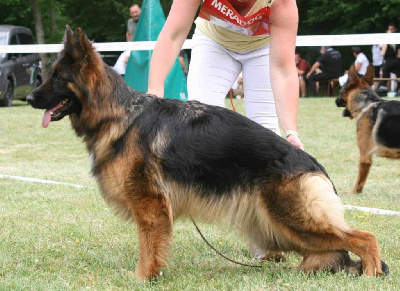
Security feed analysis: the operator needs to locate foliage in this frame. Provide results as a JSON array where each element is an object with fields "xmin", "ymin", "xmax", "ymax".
[
  {"xmin": 297, "ymin": 0, "xmax": 400, "ymax": 34},
  {"xmin": 62, "ymin": 0, "xmax": 133, "ymax": 42},
  {"xmin": 0, "ymin": 0, "xmax": 180, "ymax": 43},
  {"xmin": 1, "ymin": 0, "xmax": 399, "ymax": 44}
]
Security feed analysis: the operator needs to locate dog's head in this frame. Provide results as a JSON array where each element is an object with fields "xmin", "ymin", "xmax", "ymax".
[
  {"xmin": 27, "ymin": 25, "xmax": 104, "ymax": 128},
  {"xmin": 335, "ymin": 64, "xmax": 376, "ymax": 119}
]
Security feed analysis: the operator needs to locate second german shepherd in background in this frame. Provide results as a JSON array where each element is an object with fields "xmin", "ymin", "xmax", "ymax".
[
  {"xmin": 27, "ymin": 26, "xmax": 388, "ymax": 280},
  {"xmin": 336, "ymin": 64, "xmax": 400, "ymax": 194}
]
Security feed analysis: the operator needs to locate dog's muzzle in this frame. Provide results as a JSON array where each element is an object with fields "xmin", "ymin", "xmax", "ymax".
[
  {"xmin": 26, "ymin": 92, "xmax": 39, "ymax": 107},
  {"xmin": 335, "ymin": 95, "xmax": 346, "ymax": 108}
]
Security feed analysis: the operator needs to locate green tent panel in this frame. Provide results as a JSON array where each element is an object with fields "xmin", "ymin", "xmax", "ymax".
[{"xmin": 124, "ymin": 0, "xmax": 188, "ymax": 101}]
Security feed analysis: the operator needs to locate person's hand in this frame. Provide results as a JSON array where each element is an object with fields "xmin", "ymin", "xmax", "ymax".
[{"xmin": 287, "ymin": 134, "xmax": 304, "ymax": 151}]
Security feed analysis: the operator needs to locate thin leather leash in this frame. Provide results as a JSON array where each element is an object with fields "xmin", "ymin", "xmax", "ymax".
[
  {"xmin": 189, "ymin": 96, "xmax": 298, "ymax": 269},
  {"xmin": 191, "ymin": 217, "xmax": 262, "ymax": 268},
  {"xmin": 191, "ymin": 91, "xmax": 261, "ymax": 268}
]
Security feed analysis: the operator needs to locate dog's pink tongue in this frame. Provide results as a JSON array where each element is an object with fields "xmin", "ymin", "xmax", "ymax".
[{"xmin": 42, "ymin": 109, "xmax": 51, "ymax": 128}]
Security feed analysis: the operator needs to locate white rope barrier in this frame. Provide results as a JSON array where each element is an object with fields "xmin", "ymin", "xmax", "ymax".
[
  {"xmin": 0, "ymin": 174, "xmax": 87, "ymax": 189},
  {"xmin": 1, "ymin": 173, "xmax": 400, "ymax": 216},
  {"xmin": 1, "ymin": 33, "xmax": 400, "ymax": 53}
]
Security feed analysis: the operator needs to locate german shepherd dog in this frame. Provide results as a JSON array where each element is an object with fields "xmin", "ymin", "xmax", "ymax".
[
  {"xmin": 27, "ymin": 26, "xmax": 388, "ymax": 280},
  {"xmin": 336, "ymin": 64, "xmax": 400, "ymax": 194}
]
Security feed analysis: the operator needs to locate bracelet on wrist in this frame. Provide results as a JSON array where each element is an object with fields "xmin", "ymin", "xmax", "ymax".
[{"xmin": 285, "ymin": 130, "xmax": 299, "ymax": 139}]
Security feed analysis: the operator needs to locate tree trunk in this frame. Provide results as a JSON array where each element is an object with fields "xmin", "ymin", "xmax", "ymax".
[
  {"xmin": 50, "ymin": 4, "xmax": 58, "ymax": 63},
  {"xmin": 31, "ymin": 0, "xmax": 49, "ymax": 82}
]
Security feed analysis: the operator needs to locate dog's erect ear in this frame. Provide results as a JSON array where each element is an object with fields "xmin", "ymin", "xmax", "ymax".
[
  {"xmin": 63, "ymin": 26, "xmax": 95, "ymax": 62},
  {"xmin": 63, "ymin": 25, "xmax": 73, "ymax": 45},
  {"xmin": 73, "ymin": 27, "xmax": 94, "ymax": 58},
  {"xmin": 347, "ymin": 64, "xmax": 360, "ymax": 87},
  {"xmin": 362, "ymin": 64, "xmax": 374, "ymax": 86}
]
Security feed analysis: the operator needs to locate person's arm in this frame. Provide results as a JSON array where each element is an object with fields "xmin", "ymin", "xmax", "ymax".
[
  {"xmin": 269, "ymin": 0, "xmax": 304, "ymax": 150},
  {"xmin": 148, "ymin": 0, "xmax": 200, "ymax": 97},
  {"xmin": 381, "ymin": 44, "xmax": 387, "ymax": 57},
  {"xmin": 126, "ymin": 31, "xmax": 131, "ymax": 42},
  {"xmin": 297, "ymin": 67, "xmax": 304, "ymax": 76},
  {"xmin": 355, "ymin": 62, "xmax": 362, "ymax": 72},
  {"xmin": 306, "ymin": 61, "xmax": 320, "ymax": 78}
]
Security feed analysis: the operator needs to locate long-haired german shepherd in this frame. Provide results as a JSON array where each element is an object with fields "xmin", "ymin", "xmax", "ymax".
[
  {"xmin": 336, "ymin": 64, "xmax": 400, "ymax": 194},
  {"xmin": 27, "ymin": 26, "xmax": 388, "ymax": 280}
]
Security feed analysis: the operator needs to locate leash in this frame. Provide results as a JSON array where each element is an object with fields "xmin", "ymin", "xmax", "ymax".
[
  {"xmin": 194, "ymin": 92, "xmax": 261, "ymax": 268},
  {"xmin": 229, "ymin": 89, "xmax": 237, "ymax": 112},
  {"xmin": 190, "ymin": 217, "xmax": 263, "ymax": 268}
]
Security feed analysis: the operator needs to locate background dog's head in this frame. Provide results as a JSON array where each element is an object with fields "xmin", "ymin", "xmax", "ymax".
[
  {"xmin": 335, "ymin": 64, "xmax": 377, "ymax": 119},
  {"xmin": 27, "ymin": 26, "xmax": 105, "ymax": 128}
]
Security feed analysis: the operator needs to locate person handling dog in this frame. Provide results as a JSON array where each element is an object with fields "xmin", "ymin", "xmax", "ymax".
[{"xmin": 147, "ymin": 0, "xmax": 304, "ymax": 150}]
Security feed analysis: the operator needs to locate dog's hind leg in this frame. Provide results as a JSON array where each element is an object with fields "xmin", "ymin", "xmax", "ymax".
[
  {"xmin": 266, "ymin": 173, "xmax": 386, "ymax": 277},
  {"xmin": 299, "ymin": 251, "xmax": 356, "ymax": 274},
  {"xmin": 298, "ymin": 229, "xmax": 385, "ymax": 277}
]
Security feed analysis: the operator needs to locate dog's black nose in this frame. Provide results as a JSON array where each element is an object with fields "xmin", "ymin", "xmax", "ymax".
[
  {"xmin": 335, "ymin": 95, "xmax": 346, "ymax": 107},
  {"xmin": 26, "ymin": 94, "xmax": 34, "ymax": 101},
  {"xmin": 26, "ymin": 93, "xmax": 34, "ymax": 104}
]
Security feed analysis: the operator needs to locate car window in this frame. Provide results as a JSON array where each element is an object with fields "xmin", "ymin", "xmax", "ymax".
[
  {"xmin": 8, "ymin": 34, "xmax": 21, "ymax": 59},
  {"xmin": 0, "ymin": 33, "xmax": 6, "ymax": 45},
  {"xmin": 10, "ymin": 34, "xmax": 18, "ymax": 45},
  {"xmin": 18, "ymin": 33, "xmax": 34, "ymax": 45},
  {"xmin": 18, "ymin": 33, "xmax": 35, "ymax": 56},
  {"xmin": 0, "ymin": 33, "xmax": 6, "ymax": 59}
]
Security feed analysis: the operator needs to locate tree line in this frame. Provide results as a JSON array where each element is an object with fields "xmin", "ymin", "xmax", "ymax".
[{"xmin": 1, "ymin": 0, "xmax": 399, "ymax": 78}]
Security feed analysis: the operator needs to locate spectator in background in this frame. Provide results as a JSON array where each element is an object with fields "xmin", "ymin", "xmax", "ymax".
[
  {"xmin": 306, "ymin": 46, "xmax": 343, "ymax": 97},
  {"xmin": 126, "ymin": 4, "xmax": 141, "ymax": 42},
  {"xmin": 371, "ymin": 44, "xmax": 384, "ymax": 90},
  {"xmin": 232, "ymin": 72, "xmax": 244, "ymax": 99},
  {"xmin": 339, "ymin": 47, "xmax": 370, "ymax": 86},
  {"xmin": 378, "ymin": 24, "xmax": 400, "ymax": 93},
  {"xmin": 113, "ymin": 50, "xmax": 131, "ymax": 76},
  {"xmin": 351, "ymin": 46, "xmax": 369, "ymax": 77},
  {"xmin": 295, "ymin": 51, "xmax": 310, "ymax": 97}
]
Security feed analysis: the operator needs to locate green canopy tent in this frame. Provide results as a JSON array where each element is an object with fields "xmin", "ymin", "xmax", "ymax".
[{"xmin": 124, "ymin": 0, "xmax": 188, "ymax": 101}]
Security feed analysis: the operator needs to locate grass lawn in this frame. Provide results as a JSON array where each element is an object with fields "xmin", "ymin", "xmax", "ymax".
[{"xmin": 0, "ymin": 98, "xmax": 399, "ymax": 290}]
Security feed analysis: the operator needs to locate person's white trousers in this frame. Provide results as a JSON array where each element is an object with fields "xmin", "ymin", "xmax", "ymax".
[{"xmin": 187, "ymin": 29, "xmax": 280, "ymax": 135}]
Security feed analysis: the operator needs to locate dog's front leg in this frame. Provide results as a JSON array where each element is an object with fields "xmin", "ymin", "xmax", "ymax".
[
  {"xmin": 351, "ymin": 153, "xmax": 372, "ymax": 194},
  {"xmin": 129, "ymin": 191, "xmax": 173, "ymax": 281},
  {"xmin": 348, "ymin": 116, "xmax": 374, "ymax": 194}
]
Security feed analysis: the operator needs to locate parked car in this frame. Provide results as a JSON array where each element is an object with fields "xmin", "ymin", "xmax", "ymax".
[{"xmin": 0, "ymin": 25, "xmax": 42, "ymax": 107}]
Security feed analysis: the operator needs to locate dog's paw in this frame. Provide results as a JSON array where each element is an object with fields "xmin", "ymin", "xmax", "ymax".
[
  {"xmin": 255, "ymin": 251, "xmax": 286, "ymax": 262},
  {"xmin": 344, "ymin": 188, "xmax": 363, "ymax": 195}
]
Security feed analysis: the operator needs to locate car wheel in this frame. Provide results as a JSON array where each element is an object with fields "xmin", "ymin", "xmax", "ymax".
[{"xmin": 0, "ymin": 80, "xmax": 13, "ymax": 107}]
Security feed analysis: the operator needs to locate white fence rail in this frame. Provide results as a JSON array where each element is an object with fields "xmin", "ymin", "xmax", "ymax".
[{"xmin": 1, "ymin": 33, "xmax": 400, "ymax": 53}]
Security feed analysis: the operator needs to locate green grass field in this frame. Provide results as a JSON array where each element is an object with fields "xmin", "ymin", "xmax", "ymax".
[{"xmin": 1, "ymin": 98, "xmax": 399, "ymax": 290}]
